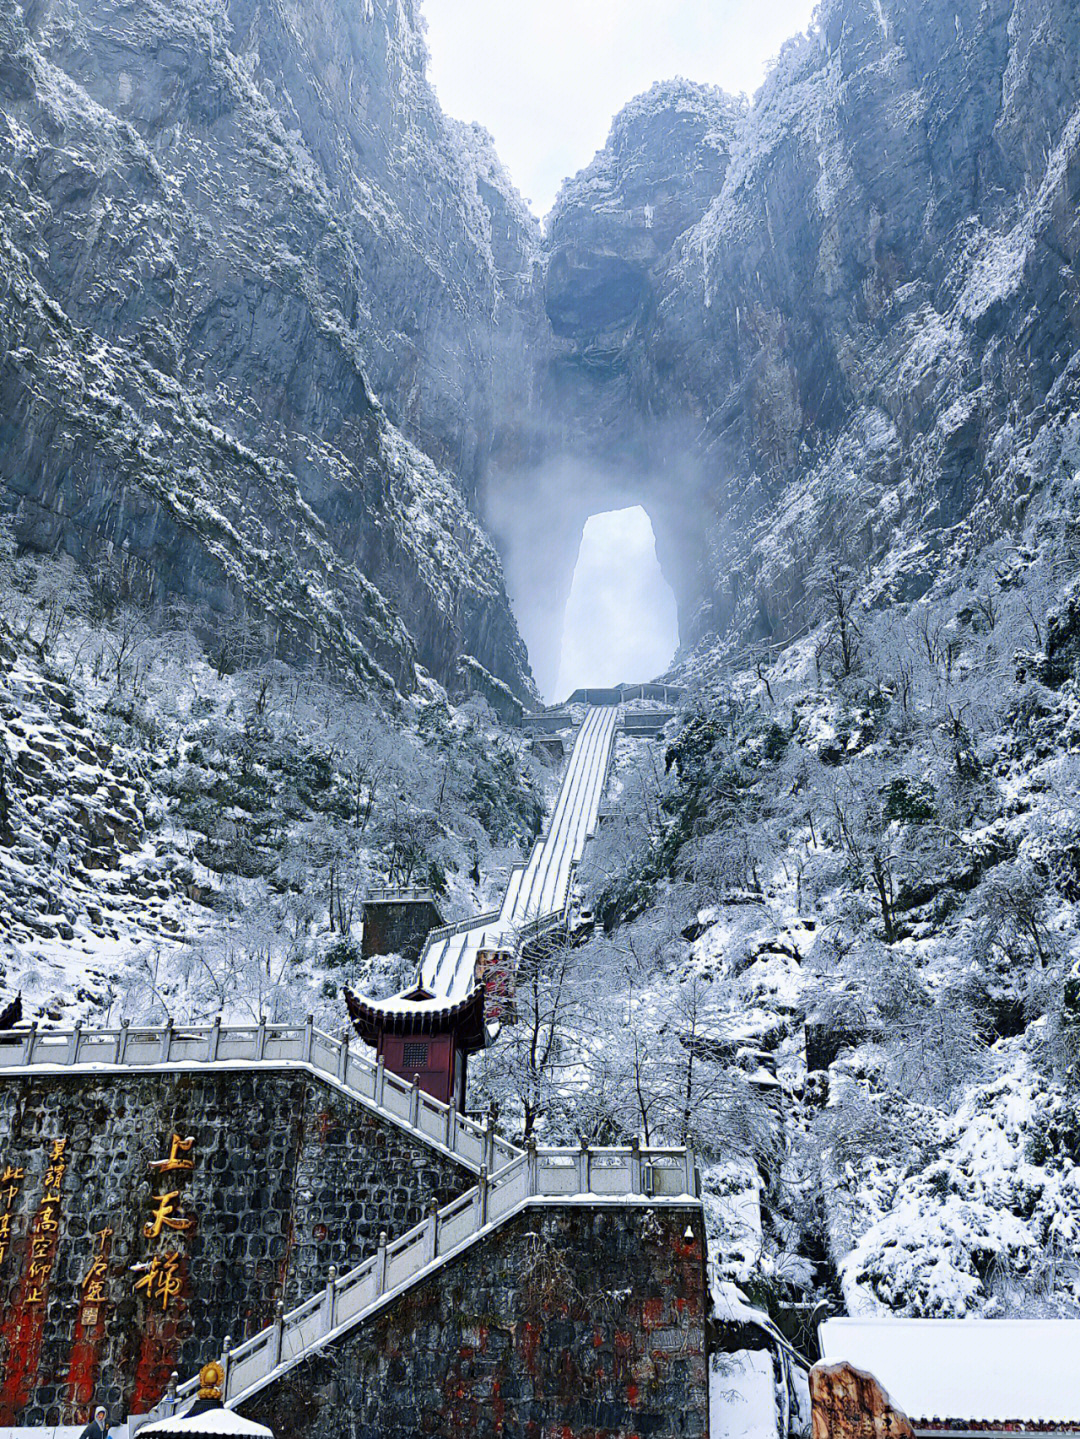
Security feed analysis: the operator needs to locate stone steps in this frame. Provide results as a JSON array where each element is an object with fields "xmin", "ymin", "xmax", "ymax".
[
  {"xmin": 0, "ymin": 1018, "xmax": 520, "ymax": 1175},
  {"xmin": 417, "ymin": 705, "xmax": 618, "ymax": 1004},
  {"xmin": 141, "ymin": 1141, "xmax": 698, "ymax": 1422}
]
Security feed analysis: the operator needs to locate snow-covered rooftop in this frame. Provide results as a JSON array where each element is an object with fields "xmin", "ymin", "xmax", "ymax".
[
  {"xmin": 137, "ymin": 1407, "xmax": 273, "ymax": 1439},
  {"xmin": 818, "ymin": 1318, "xmax": 1080, "ymax": 1423}
]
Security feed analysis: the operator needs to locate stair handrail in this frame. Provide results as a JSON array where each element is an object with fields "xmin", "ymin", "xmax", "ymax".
[
  {"xmin": 0, "ymin": 1020, "xmax": 520, "ymax": 1172},
  {"xmin": 137, "ymin": 1142, "xmax": 697, "ymax": 1422},
  {"xmin": 420, "ymin": 906, "xmax": 504, "ymax": 950}
]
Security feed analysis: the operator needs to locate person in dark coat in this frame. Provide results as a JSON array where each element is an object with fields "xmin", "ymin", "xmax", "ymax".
[
  {"xmin": 79, "ymin": 1405, "xmax": 109, "ymax": 1439},
  {"xmin": 0, "ymin": 993, "xmax": 21, "ymax": 1031}
]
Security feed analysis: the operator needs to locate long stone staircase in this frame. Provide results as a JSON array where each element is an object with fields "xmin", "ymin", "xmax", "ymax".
[
  {"xmin": 418, "ymin": 704, "xmax": 619, "ymax": 1005},
  {"xmin": 152, "ymin": 1136, "xmax": 695, "ymax": 1415}
]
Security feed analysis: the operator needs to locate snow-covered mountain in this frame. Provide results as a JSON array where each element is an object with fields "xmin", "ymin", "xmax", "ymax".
[
  {"xmin": 506, "ymin": 0, "xmax": 1080, "ymax": 1325},
  {"xmin": 8, "ymin": 0, "xmax": 1078, "ymax": 698},
  {"xmin": 5, "ymin": 0, "xmax": 1080, "ymax": 1338},
  {"xmin": 514, "ymin": 0, "xmax": 1080, "ymax": 671},
  {"xmin": 0, "ymin": 0, "xmax": 538, "ymax": 699}
]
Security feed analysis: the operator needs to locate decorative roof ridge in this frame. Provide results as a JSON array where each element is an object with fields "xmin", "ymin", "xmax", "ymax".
[{"xmin": 344, "ymin": 983, "xmax": 483, "ymax": 1018}]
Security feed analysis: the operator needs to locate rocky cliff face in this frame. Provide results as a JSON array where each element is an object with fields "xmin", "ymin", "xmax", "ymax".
[
  {"xmin": 486, "ymin": 80, "xmax": 743, "ymax": 696},
  {"xmin": 515, "ymin": 4, "xmax": 1080, "ymax": 1323},
  {"xmin": 4, "ymin": 0, "xmax": 1080, "ymax": 699},
  {"xmin": 0, "ymin": 0, "xmax": 538, "ymax": 698},
  {"xmin": 507, "ymin": 0, "xmax": 1080, "ymax": 674}
]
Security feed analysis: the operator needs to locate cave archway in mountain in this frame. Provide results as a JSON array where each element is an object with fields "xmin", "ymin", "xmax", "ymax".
[
  {"xmin": 554, "ymin": 507, "xmax": 679, "ymax": 701},
  {"xmin": 486, "ymin": 454, "xmax": 682, "ymax": 701}
]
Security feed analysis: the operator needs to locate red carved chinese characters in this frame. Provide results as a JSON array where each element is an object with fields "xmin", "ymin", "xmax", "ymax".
[
  {"xmin": 0, "ymin": 1162, "xmax": 25, "ymax": 1272},
  {"xmin": 0, "ymin": 1137, "xmax": 67, "ymax": 1423},
  {"xmin": 63, "ymin": 1227, "xmax": 114, "ymax": 1420}
]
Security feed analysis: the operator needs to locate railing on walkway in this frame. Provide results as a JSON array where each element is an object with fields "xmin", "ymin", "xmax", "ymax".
[
  {"xmin": 622, "ymin": 710, "xmax": 677, "ymax": 734},
  {"xmin": 143, "ymin": 1140, "xmax": 698, "ymax": 1420},
  {"xmin": 0, "ymin": 1020, "xmax": 520, "ymax": 1173},
  {"xmin": 421, "ymin": 903, "xmax": 505, "ymax": 964},
  {"xmin": 363, "ymin": 887, "xmax": 444, "ymax": 907},
  {"xmin": 521, "ymin": 710, "xmax": 573, "ymax": 733},
  {"xmin": 418, "ymin": 707, "xmax": 617, "ymax": 1000}
]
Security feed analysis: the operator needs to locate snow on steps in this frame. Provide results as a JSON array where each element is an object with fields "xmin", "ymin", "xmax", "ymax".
[
  {"xmin": 142, "ymin": 1140, "xmax": 699, "ymax": 1422},
  {"xmin": 420, "ymin": 705, "xmax": 619, "ymax": 1003},
  {"xmin": 0, "ymin": 1017, "xmax": 520, "ymax": 1174}
]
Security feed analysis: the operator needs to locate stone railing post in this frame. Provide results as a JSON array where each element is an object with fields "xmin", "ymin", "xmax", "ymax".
[
  {"xmin": 272, "ymin": 1299, "xmax": 285, "ymax": 1367},
  {"xmin": 375, "ymin": 1232, "xmax": 388, "ymax": 1296},
  {"xmin": 630, "ymin": 1137, "xmax": 642, "ymax": 1195},
  {"xmin": 409, "ymin": 1074, "xmax": 420, "ymax": 1128},
  {"xmin": 446, "ymin": 1099, "xmax": 458, "ymax": 1150},
  {"xmin": 207, "ymin": 1015, "xmax": 222, "ymax": 1063},
  {"xmin": 158, "ymin": 1017, "xmax": 173, "ymax": 1064},
  {"xmin": 478, "ymin": 1166, "xmax": 489, "ymax": 1227},
  {"xmin": 526, "ymin": 1138, "xmax": 538, "ymax": 1196},
  {"xmin": 302, "ymin": 1014, "xmax": 314, "ymax": 1063},
  {"xmin": 22, "ymin": 1022, "xmax": 38, "ymax": 1066},
  {"xmin": 68, "ymin": 1020, "xmax": 82, "ymax": 1065},
  {"xmin": 375, "ymin": 1053, "xmax": 386, "ymax": 1108},
  {"xmin": 324, "ymin": 1265, "xmax": 338, "ymax": 1330},
  {"xmin": 684, "ymin": 1147, "xmax": 697, "ymax": 1197},
  {"xmin": 577, "ymin": 1138, "xmax": 590, "ymax": 1194},
  {"xmin": 115, "ymin": 1019, "xmax": 129, "ymax": 1066},
  {"xmin": 255, "ymin": 1014, "xmax": 267, "ymax": 1059},
  {"xmin": 484, "ymin": 1105, "xmax": 496, "ymax": 1172},
  {"xmin": 338, "ymin": 1028, "xmax": 350, "ymax": 1083},
  {"xmin": 220, "ymin": 1334, "xmax": 232, "ymax": 1398},
  {"xmin": 426, "ymin": 1199, "xmax": 439, "ymax": 1263},
  {"xmin": 166, "ymin": 1372, "xmax": 179, "ymax": 1417}
]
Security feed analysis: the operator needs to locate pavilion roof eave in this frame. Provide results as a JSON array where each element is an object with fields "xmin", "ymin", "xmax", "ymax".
[{"xmin": 343, "ymin": 984, "xmax": 488, "ymax": 1052}]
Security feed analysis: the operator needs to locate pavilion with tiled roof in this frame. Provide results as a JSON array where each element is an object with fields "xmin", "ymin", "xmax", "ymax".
[{"xmin": 344, "ymin": 982, "xmax": 487, "ymax": 1109}]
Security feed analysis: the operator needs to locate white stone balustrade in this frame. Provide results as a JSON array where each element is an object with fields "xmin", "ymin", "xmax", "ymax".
[
  {"xmin": 138, "ymin": 1138, "xmax": 698, "ymax": 1420},
  {"xmin": 0, "ymin": 1019, "xmax": 519, "ymax": 1174}
]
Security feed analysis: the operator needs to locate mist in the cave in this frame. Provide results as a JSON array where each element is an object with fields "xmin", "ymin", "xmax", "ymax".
[{"xmin": 554, "ymin": 506, "xmax": 679, "ymax": 701}]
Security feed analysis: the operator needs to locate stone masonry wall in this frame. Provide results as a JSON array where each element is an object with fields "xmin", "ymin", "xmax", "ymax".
[
  {"xmin": 361, "ymin": 899, "xmax": 444, "ymax": 962},
  {"xmin": 0, "ymin": 1068, "xmax": 473, "ymax": 1425},
  {"xmin": 241, "ymin": 1203, "xmax": 708, "ymax": 1439}
]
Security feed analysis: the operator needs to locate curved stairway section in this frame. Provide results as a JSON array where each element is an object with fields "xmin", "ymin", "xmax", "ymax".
[
  {"xmin": 420, "ymin": 704, "xmax": 619, "ymax": 1004},
  {"xmin": 144, "ymin": 1141, "xmax": 698, "ymax": 1419},
  {"xmin": 0, "ymin": 1018, "xmax": 521, "ymax": 1173}
]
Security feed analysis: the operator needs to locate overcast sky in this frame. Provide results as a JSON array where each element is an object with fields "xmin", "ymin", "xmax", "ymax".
[
  {"xmin": 423, "ymin": 0, "xmax": 817, "ymax": 216},
  {"xmin": 556, "ymin": 508, "xmax": 680, "ymax": 698}
]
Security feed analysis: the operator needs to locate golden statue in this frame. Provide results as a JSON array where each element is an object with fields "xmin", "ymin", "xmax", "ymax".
[{"xmin": 197, "ymin": 1361, "xmax": 224, "ymax": 1401}]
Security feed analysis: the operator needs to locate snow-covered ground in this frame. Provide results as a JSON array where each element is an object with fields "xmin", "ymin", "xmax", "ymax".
[
  {"xmin": 710, "ymin": 1351, "xmax": 777, "ymax": 1439},
  {"xmin": 0, "ymin": 574, "xmax": 543, "ymax": 1030}
]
